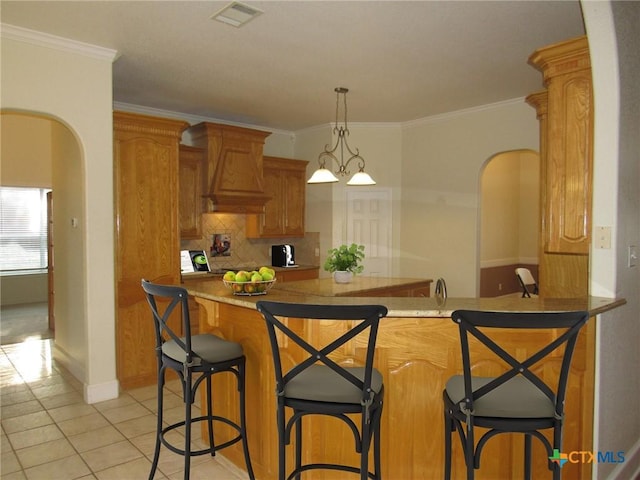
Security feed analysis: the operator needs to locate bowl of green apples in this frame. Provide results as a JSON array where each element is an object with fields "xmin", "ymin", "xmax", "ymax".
[{"xmin": 222, "ymin": 266, "xmax": 276, "ymax": 295}]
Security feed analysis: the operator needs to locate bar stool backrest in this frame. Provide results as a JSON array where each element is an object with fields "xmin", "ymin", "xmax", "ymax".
[
  {"xmin": 451, "ymin": 309, "xmax": 589, "ymax": 418},
  {"xmin": 256, "ymin": 301, "xmax": 388, "ymax": 405},
  {"xmin": 141, "ymin": 280, "xmax": 194, "ymax": 362}
]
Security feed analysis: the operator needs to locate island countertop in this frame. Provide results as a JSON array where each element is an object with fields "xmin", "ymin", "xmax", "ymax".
[
  {"xmin": 184, "ymin": 276, "xmax": 625, "ymax": 317},
  {"xmin": 186, "ymin": 277, "xmax": 625, "ymax": 479}
]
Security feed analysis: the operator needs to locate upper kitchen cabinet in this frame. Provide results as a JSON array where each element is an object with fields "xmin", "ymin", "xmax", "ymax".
[
  {"xmin": 246, "ymin": 156, "xmax": 309, "ymax": 238},
  {"xmin": 188, "ymin": 122, "xmax": 271, "ymax": 214},
  {"xmin": 179, "ymin": 145, "xmax": 206, "ymax": 239},
  {"xmin": 114, "ymin": 111, "xmax": 188, "ymax": 389},
  {"xmin": 528, "ymin": 36, "xmax": 593, "ymax": 255}
]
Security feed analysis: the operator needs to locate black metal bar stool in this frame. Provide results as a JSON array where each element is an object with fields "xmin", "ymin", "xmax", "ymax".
[
  {"xmin": 256, "ymin": 300, "xmax": 388, "ymax": 480},
  {"xmin": 443, "ymin": 309, "xmax": 589, "ymax": 480},
  {"xmin": 141, "ymin": 279, "xmax": 255, "ymax": 480}
]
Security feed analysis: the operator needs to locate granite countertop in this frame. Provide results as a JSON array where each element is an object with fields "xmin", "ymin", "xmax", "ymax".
[
  {"xmin": 184, "ymin": 277, "xmax": 626, "ymax": 318},
  {"xmin": 274, "ymin": 277, "xmax": 432, "ymax": 297}
]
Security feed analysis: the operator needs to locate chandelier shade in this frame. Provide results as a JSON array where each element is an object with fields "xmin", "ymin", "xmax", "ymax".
[{"xmin": 307, "ymin": 87, "xmax": 376, "ymax": 186}]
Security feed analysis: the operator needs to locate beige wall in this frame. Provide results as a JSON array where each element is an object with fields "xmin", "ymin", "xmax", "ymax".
[
  {"xmin": 1, "ymin": 32, "xmax": 117, "ymax": 403},
  {"xmin": 0, "ymin": 114, "xmax": 53, "ymax": 187},
  {"xmin": 400, "ymin": 101, "xmax": 539, "ymax": 296},
  {"xmin": 518, "ymin": 151, "xmax": 540, "ymax": 261},
  {"xmin": 293, "ymin": 125, "xmax": 334, "ymax": 275},
  {"xmin": 481, "ymin": 152, "xmax": 522, "ymax": 264},
  {"xmin": 480, "ymin": 150, "xmax": 539, "ymax": 266},
  {"xmin": 51, "ymin": 120, "xmax": 86, "ymax": 370}
]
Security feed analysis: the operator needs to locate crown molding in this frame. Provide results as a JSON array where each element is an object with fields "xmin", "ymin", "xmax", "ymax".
[
  {"xmin": 401, "ymin": 97, "xmax": 527, "ymax": 129},
  {"xmin": 112, "ymin": 101, "xmax": 295, "ymax": 137},
  {"xmin": 0, "ymin": 23, "xmax": 118, "ymax": 61}
]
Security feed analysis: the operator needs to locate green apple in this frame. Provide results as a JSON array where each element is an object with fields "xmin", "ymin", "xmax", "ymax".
[
  {"xmin": 259, "ymin": 266, "xmax": 275, "ymax": 278},
  {"xmin": 260, "ymin": 271, "xmax": 274, "ymax": 281},
  {"xmin": 251, "ymin": 272, "xmax": 263, "ymax": 283},
  {"xmin": 235, "ymin": 271, "xmax": 249, "ymax": 282},
  {"xmin": 232, "ymin": 283, "xmax": 244, "ymax": 293},
  {"xmin": 223, "ymin": 271, "xmax": 236, "ymax": 282}
]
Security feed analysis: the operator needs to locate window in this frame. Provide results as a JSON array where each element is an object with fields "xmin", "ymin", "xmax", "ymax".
[{"xmin": 0, "ymin": 187, "xmax": 50, "ymax": 273}]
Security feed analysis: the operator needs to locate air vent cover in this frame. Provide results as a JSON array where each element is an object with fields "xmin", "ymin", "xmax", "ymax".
[{"xmin": 211, "ymin": 1, "xmax": 264, "ymax": 27}]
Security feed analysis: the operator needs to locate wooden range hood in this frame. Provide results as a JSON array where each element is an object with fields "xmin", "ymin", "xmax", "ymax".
[{"xmin": 188, "ymin": 122, "xmax": 272, "ymax": 214}]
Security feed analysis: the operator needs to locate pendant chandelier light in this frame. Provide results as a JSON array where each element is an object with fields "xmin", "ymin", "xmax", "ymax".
[{"xmin": 307, "ymin": 87, "xmax": 376, "ymax": 186}]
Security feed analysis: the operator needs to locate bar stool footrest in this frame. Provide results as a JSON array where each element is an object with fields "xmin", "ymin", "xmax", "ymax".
[
  {"xmin": 159, "ymin": 415, "xmax": 243, "ymax": 457},
  {"xmin": 288, "ymin": 462, "xmax": 379, "ymax": 480}
]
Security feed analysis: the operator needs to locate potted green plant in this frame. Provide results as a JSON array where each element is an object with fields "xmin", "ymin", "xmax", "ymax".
[{"xmin": 323, "ymin": 243, "xmax": 365, "ymax": 283}]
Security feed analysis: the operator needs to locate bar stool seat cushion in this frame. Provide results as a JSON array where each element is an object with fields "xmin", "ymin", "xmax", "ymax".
[
  {"xmin": 445, "ymin": 375, "xmax": 555, "ymax": 418},
  {"xmin": 285, "ymin": 365, "xmax": 383, "ymax": 403},
  {"xmin": 162, "ymin": 334, "xmax": 243, "ymax": 364}
]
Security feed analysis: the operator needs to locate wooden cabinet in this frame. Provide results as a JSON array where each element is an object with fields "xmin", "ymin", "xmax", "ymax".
[
  {"xmin": 527, "ymin": 36, "xmax": 592, "ymax": 298},
  {"xmin": 528, "ymin": 36, "xmax": 593, "ymax": 255},
  {"xmin": 276, "ymin": 266, "xmax": 319, "ymax": 282},
  {"xmin": 246, "ymin": 156, "xmax": 308, "ymax": 238},
  {"xmin": 188, "ymin": 122, "xmax": 271, "ymax": 214},
  {"xmin": 179, "ymin": 145, "xmax": 205, "ymax": 239},
  {"xmin": 114, "ymin": 111, "xmax": 188, "ymax": 389},
  {"xmin": 337, "ymin": 280, "xmax": 431, "ymax": 297}
]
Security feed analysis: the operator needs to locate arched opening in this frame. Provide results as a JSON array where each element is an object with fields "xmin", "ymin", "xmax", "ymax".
[
  {"xmin": 1, "ymin": 111, "xmax": 86, "ymax": 351},
  {"xmin": 478, "ymin": 149, "xmax": 540, "ymax": 297}
]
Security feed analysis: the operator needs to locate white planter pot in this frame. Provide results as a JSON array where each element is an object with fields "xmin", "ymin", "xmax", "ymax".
[{"xmin": 333, "ymin": 271, "xmax": 353, "ymax": 284}]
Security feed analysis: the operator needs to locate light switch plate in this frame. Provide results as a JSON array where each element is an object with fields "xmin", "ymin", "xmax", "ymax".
[
  {"xmin": 594, "ymin": 226, "xmax": 612, "ymax": 249},
  {"xmin": 629, "ymin": 245, "xmax": 638, "ymax": 267}
]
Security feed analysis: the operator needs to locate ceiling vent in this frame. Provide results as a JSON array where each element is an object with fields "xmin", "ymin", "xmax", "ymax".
[{"xmin": 211, "ymin": 1, "xmax": 264, "ymax": 27}]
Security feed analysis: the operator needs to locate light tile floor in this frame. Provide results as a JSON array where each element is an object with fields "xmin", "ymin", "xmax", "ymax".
[{"xmin": 1, "ymin": 339, "xmax": 250, "ymax": 479}]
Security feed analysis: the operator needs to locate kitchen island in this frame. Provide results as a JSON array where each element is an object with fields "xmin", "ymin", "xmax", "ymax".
[{"xmin": 185, "ymin": 278, "xmax": 624, "ymax": 480}]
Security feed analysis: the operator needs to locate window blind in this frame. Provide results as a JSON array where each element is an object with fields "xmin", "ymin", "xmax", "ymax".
[{"xmin": 0, "ymin": 187, "xmax": 50, "ymax": 273}]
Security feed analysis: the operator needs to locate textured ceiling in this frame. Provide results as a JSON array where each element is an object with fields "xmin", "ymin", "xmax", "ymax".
[{"xmin": 1, "ymin": 1, "xmax": 586, "ymax": 131}]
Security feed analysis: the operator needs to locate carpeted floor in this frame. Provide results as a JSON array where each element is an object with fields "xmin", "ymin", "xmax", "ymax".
[{"xmin": 0, "ymin": 302, "xmax": 53, "ymax": 345}]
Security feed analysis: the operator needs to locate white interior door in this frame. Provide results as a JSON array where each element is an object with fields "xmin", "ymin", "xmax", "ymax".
[{"xmin": 346, "ymin": 189, "xmax": 391, "ymax": 277}]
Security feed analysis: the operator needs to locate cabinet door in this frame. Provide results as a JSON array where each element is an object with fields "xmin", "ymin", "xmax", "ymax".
[
  {"xmin": 114, "ymin": 111, "xmax": 187, "ymax": 389},
  {"xmin": 246, "ymin": 156, "xmax": 308, "ymax": 238},
  {"xmin": 278, "ymin": 267, "xmax": 319, "ymax": 282},
  {"xmin": 283, "ymin": 167, "xmax": 306, "ymax": 236},
  {"xmin": 545, "ymin": 68, "xmax": 592, "ymax": 254},
  {"xmin": 179, "ymin": 146, "xmax": 205, "ymax": 239},
  {"xmin": 529, "ymin": 36, "xmax": 592, "ymax": 255},
  {"xmin": 259, "ymin": 167, "xmax": 285, "ymax": 237}
]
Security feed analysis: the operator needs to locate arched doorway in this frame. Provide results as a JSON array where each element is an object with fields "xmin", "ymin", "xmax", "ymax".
[
  {"xmin": 1, "ymin": 111, "xmax": 86, "ymax": 349},
  {"xmin": 478, "ymin": 149, "xmax": 540, "ymax": 297}
]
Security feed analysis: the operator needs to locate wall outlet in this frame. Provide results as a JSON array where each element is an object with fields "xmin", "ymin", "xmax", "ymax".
[
  {"xmin": 498, "ymin": 283, "xmax": 502, "ymax": 291},
  {"xmin": 315, "ymin": 247, "xmax": 320, "ymax": 257},
  {"xmin": 595, "ymin": 226, "xmax": 612, "ymax": 249}
]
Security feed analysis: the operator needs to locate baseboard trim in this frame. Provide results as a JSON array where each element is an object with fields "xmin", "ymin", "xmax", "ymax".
[
  {"xmin": 53, "ymin": 343, "xmax": 119, "ymax": 404},
  {"xmin": 84, "ymin": 379, "xmax": 119, "ymax": 404},
  {"xmin": 53, "ymin": 342, "xmax": 85, "ymax": 382}
]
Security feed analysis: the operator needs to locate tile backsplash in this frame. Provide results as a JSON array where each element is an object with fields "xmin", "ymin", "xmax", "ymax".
[{"xmin": 180, "ymin": 213, "xmax": 320, "ymax": 269}]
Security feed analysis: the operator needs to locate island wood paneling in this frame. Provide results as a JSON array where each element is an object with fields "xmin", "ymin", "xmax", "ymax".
[{"xmin": 195, "ymin": 298, "xmax": 594, "ymax": 480}]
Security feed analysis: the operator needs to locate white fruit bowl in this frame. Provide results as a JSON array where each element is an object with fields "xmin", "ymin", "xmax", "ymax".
[{"xmin": 223, "ymin": 278, "xmax": 276, "ymax": 296}]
